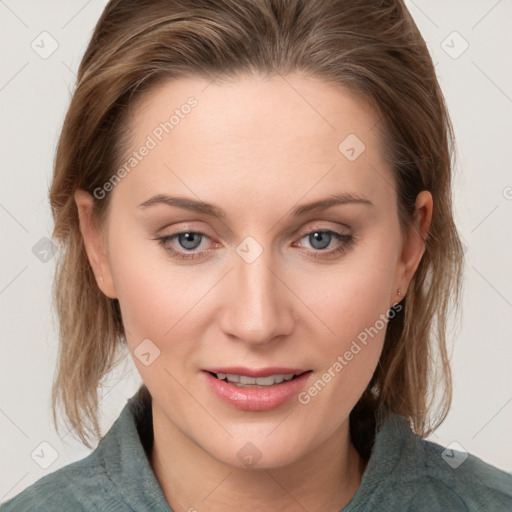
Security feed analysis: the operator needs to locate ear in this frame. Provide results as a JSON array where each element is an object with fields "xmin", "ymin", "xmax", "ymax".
[
  {"xmin": 392, "ymin": 190, "xmax": 433, "ymax": 304},
  {"xmin": 74, "ymin": 188, "xmax": 118, "ymax": 299}
]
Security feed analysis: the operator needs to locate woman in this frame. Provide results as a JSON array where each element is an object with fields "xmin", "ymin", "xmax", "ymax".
[{"xmin": 2, "ymin": 0, "xmax": 511, "ymax": 510}]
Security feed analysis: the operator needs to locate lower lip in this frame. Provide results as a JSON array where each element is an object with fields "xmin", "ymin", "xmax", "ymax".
[{"xmin": 203, "ymin": 371, "xmax": 312, "ymax": 411}]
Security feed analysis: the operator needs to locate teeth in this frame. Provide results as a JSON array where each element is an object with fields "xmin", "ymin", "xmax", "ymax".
[
  {"xmin": 239, "ymin": 375, "xmax": 257, "ymax": 385},
  {"xmin": 215, "ymin": 372, "xmax": 297, "ymax": 387}
]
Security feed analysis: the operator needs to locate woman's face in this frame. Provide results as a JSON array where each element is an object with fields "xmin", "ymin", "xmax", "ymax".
[{"xmin": 78, "ymin": 73, "xmax": 429, "ymax": 468}]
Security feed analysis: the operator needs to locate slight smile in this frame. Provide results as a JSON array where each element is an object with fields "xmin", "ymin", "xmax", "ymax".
[{"xmin": 202, "ymin": 367, "xmax": 313, "ymax": 411}]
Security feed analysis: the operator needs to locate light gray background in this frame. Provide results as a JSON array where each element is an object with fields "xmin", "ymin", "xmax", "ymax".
[{"xmin": 1, "ymin": 0, "xmax": 511, "ymax": 502}]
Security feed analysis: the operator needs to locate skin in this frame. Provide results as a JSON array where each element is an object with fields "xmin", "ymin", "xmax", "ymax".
[{"xmin": 75, "ymin": 73, "xmax": 432, "ymax": 512}]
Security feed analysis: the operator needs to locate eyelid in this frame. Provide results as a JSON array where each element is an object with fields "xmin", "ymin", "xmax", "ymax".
[
  {"xmin": 154, "ymin": 230, "xmax": 214, "ymax": 261},
  {"xmin": 296, "ymin": 221, "xmax": 351, "ymax": 236},
  {"xmin": 297, "ymin": 229, "xmax": 351, "ymax": 243},
  {"xmin": 289, "ymin": 220, "xmax": 352, "ymax": 247}
]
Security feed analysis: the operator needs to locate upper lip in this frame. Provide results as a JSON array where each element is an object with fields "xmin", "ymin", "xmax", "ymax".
[{"xmin": 203, "ymin": 367, "xmax": 311, "ymax": 378}]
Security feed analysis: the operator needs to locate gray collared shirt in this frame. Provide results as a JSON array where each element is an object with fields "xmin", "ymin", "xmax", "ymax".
[{"xmin": 2, "ymin": 387, "xmax": 511, "ymax": 511}]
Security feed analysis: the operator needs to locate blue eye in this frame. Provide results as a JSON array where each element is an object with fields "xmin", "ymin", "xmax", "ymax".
[
  {"xmin": 308, "ymin": 231, "xmax": 333, "ymax": 250},
  {"xmin": 155, "ymin": 228, "xmax": 353, "ymax": 261},
  {"xmin": 176, "ymin": 232, "xmax": 203, "ymax": 250},
  {"xmin": 156, "ymin": 231, "xmax": 211, "ymax": 260},
  {"xmin": 297, "ymin": 230, "xmax": 353, "ymax": 257}
]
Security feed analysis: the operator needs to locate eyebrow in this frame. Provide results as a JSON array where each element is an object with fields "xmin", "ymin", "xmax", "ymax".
[{"xmin": 137, "ymin": 192, "xmax": 373, "ymax": 218}]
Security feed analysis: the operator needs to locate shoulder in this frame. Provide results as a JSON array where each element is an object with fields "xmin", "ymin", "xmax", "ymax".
[
  {"xmin": 408, "ymin": 436, "xmax": 512, "ymax": 510},
  {"xmin": 0, "ymin": 390, "xmax": 156, "ymax": 512},
  {"xmin": 0, "ymin": 449, "xmax": 110, "ymax": 511},
  {"xmin": 347, "ymin": 413, "xmax": 512, "ymax": 511},
  {"xmin": 1, "ymin": 387, "xmax": 164, "ymax": 512},
  {"xmin": 367, "ymin": 413, "xmax": 512, "ymax": 511}
]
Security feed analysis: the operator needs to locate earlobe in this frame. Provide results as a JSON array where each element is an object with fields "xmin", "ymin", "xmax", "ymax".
[
  {"xmin": 74, "ymin": 188, "xmax": 118, "ymax": 299},
  {"xmin": 394, "ymin": 191, "xmax": 433, "ymax": 300}
]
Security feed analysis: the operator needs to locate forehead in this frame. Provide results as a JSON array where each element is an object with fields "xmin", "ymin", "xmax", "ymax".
[{"xmin": 116, "ymin": 73, "xmax": 393, "ymax": 210}]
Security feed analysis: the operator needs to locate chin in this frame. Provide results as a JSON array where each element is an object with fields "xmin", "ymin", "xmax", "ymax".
[{"xmin": 201, "ymin": 430, "xmax": 311, "ymax": 471}]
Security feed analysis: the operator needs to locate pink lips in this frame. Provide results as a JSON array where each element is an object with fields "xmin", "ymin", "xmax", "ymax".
[{"xmin": 203, "ymin": 367, "xmax": 312, "ymax": 411}]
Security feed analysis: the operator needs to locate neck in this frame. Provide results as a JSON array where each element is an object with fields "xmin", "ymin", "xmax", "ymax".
[{"xmin": 150, "ymin": 404, "xmax": 367, "ymax": 512}]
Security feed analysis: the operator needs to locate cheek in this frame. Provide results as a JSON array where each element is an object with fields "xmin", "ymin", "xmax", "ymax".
[
  {"xmin": 106, "ymin": 222, "xmax": 199, "ymax": 351},
  {"xmin": 108, "ymin": 244, "xmax": 207, "ymax": 399},
  {"xmin": 296, "ymin": 234, "xmax": 398, "ymax": 342},
  {"xmin": 293, "ymin": 234, "xmax": 399, "ymax": 404}
]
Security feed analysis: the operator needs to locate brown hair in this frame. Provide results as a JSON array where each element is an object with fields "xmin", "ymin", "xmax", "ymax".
[{"xmin": 49, "ymin": 0, "xmax": 464, "ymax": 452}]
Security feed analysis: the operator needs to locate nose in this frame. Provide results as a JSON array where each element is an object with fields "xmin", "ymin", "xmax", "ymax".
[{"xmin": 218, "ymin": 248, "xmax": 295, "ymax": 346}]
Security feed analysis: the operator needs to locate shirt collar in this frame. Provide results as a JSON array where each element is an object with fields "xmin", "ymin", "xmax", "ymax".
[{"xmin": 100, "ymin": 385, "xmax": 172, "ymax": 511}]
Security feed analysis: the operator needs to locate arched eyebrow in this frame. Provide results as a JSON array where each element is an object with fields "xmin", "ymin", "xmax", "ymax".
[
  {"xmin": 138, "ymin": 194, "xmax": 226, "ymax": 218},
  {"xmin": 137, "ymin": 192, "xmax": 373, "ymax": 218},
  {"xmin": 292, "ymin": 192, "xmax": 373, "ymax": 215}
]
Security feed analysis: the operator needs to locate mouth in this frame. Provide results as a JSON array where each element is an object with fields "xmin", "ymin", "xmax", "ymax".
[
  {"xmin": 202, "ymin": 367, "xmax": 313, "ymax": 411},
  {"xmin": 206, "ymin": 371, "xmax": 308, "ymax": 387}
]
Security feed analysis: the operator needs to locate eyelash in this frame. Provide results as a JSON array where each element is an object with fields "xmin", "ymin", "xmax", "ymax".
[
  {"xmin": 154, "ymin": 229, "xmax": 354, "ymax": 261},
  {"xmin": 155, "ymin": 230, "xmax": 213, "ymax": 261}
]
